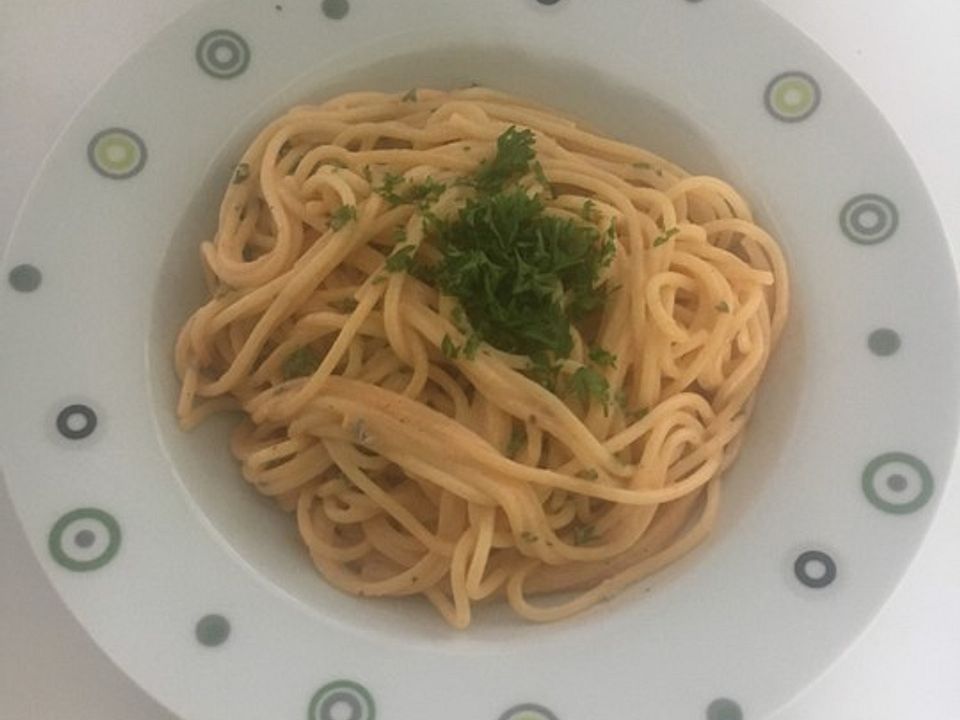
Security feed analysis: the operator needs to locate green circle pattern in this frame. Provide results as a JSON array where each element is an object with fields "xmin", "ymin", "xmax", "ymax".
[
  {"xmin": 499, "ymin": 704, "xmax": 559, "ymax": 720},
  {"xmin": 48, "ymin": 508, "xmax": 121, "ymax": 571},
  {"xmin": 87, "ymin": 128, "xmax": 147, "ymax": 179},
  {"xmin": 308, "ymin": 680, "xmax": 375, "ymax": 720},
  {"xmin": 862, "ymin": 452, "xmax": 934, "ymax": 514},
  {"xmin": 764, "ymin": 71, "xmax": 820, "ymax": 122}
]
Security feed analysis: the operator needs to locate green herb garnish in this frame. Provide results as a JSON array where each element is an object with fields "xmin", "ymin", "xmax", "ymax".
[
  {"xmin": 588, "ymin": 346, "xmax": 617, "ymax": 368},
  {"xmin": 531, "ymin": 160, "xmax": 551, "ymax": 195},
  {"xmin": 463, "ymin": 332, "xmax": 481, "ymax": 360},
  {"xmin": 573, "ymin": 524, "xmax": 599, "ymax": 546},
  {"xmin": 471, "ymin": 126, "xmax": 536, "ymax": 194},
  {"xmin": 576, "ymin": 468, "xmax": 599, "ymax": 481},
  {"xmin": 440, "ymin": 334, "xmax": 460, "ymax": 360},
  {"xmin": 569, "ymin": 366, "xmax": 611, "ymax": 409},
  {"xmin": 401, "ymin": 88, "xmax": 418, "ymax": 102},
  {"xmin": 520, "ymin": 531, "xmax": 538, "ymax": 543},
  {"xmin": 385, "ymin": 245, "xmax": 417, "ymax": 273},
  {"xmin": 282, "ymin": 346, "xmax": 321, "ymax": 379},
  {"xmin": 329, "ymin": 297, "xmax": 359, "ymax": 313},
  {"xmin": 652, "ymin": 226, "xmax": 680, "ymax": 247},
  {"xmin": 375, "ymin": 174, "xmax": 445, "ymax": 209},
  {"xmin": 505, "ymin": 426, "xmax": 526, "ymax": 458},
  {"xmin": 581, "ymin": 199, "xmax": 597, "ymax": 222},
  {"xmin": 330, "ymin": 205, "xmax": 357, "ymax": 230},
  {"xmin": 715, "ymin": 300, "xmax": 731, "ymax": 313},
  {"xmin": 429, "ymin": 188, "xmax": 613, "ymax": 362},
  {"xmin": 233, "ymin": 163, "xmax": 250, "ymax": 184}
]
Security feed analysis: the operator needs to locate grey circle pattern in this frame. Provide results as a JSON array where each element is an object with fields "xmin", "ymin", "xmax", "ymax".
[
  {"xmin": 195, "ymin": 30, "xmax": 250, "ymax": 79},
  {"xmin": 56, "ymin": 404, "xmax": 97, "ymax": 440},
  {"xmin": 8, "ymin": 264, "xmax": 41, "ymax": 292},
  {"xmin": 764, "ymin": 71, "xmax": 821, "ymax": 122},
  {"xmin": 308, "ymin": 681, "xmax": 375, "ymax": 720},
  {"xmin": 74, "ymin": 529, "xmax": 96, "ymax": 548},
  {"xmin": 887, "ymin": 473, "xmax": 908, "ymax": 492},
  {"xmin": 320, "ymin": 692, "xmax": 362, "ymax": 720},
  {"xmin": 794, "ymin": 550, "xmax": 837, "ymax": 589},
  {"xmin": 498, "ymin": 703, "xmax": 560, "ymax": 720},
  {"xmin": 706, "ymin": 698, "xmax": 743, "ymax": 720},
  {"xmin": 321, "ymin": 0, "xmax": 350, "ymax": 19},
  {"xmin": 840, "ymin": 194, "xmax": 899, "ymax": 245},
  {"xmin": 87, "ymin": 128, "xmax": 147, "ymax": 179},
  {"xmin": 195, "ymin": 614, "xmax": 231, "ymax": 646},
  {"xmin": 868, "ymin": 328, "xmax": 901, "ymax": 356}
]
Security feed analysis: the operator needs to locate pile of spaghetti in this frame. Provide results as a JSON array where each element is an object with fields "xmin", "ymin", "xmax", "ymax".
[{"xmin": 175, "ymin": 87, "xmax": 788, "ymax": 627}]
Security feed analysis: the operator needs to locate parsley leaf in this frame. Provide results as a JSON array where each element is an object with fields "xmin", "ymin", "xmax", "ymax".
[
  {"xmin": 588, "ymin": 346, "xmax": 617, "ymax": 368},
  {"xmin": 375, "ymin": 174, "xmax": 445, "ymax": 209},
  {"xmin": 569, "ymin": 366, "xmax": 610, "ymax": 408},
  {"xmin": 401, "ymin": 88, "xmax": 418, "ymax": 102},
  {"xmin": 472, "ymin": 126, "xmax": 536, "ymax": 194},
  {"xmin": 715, "ymin": 300, "xmax": 731, "ymax": 313},
  {"xmin": 581, "ymin": 199, "xmax": 597, "ymax": 222},
  {"xmin": 430, "ymin": 188, "xmax": 611, "ymax": 360},
  {"xmin": 463, "ymin": 332, "xmax": 481, "ymax": 360},
  {"xmin": 330, "ymin": 297, "xmax": 358, "ymax": 313},
  {"xmin": 233, "ymin": 163, "xmax": 250, "ymax": 184},
  {"xmin": 282, "ymin": 346, "xmax": 321, "ymax": 379},
  {"xmin": 505, "ymin": 426, "xmax": 526, "ymax": 458},
  {"xmin": 440, "ymin": 334, "xmax": 460, "ymax": 359},
  {"xmin": 385, "ymin": 245, "xmax": 417, "ymax": 273},
  {"xmin": 573, "ymin": 524, "xmax": 599, "ymax": 546},
  {"xmin": 652, "ymin": 226, "xmax": 680, "ymax": 247},
  {"xmin": 330, "ymin": 205, "xmax": 357, "ymax": 230}
]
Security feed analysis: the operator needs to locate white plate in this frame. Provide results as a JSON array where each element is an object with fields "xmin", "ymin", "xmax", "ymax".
[{"xmin": 2, "ymin": 1, "xmax": 958, "ymax": 718}]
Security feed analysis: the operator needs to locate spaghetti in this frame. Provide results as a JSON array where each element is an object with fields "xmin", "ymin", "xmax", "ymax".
[{"xmin": 175, "ymin": 87, "xmax": 788, "ymax": 627}]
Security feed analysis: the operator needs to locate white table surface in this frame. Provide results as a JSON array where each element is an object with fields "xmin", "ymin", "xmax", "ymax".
[{"xmin": 2, "ymin": 1, "xmax": 958, "ymax": 718}]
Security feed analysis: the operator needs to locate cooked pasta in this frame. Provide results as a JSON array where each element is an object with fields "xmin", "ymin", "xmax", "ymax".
[{"xmin": 174, "ymin": 87, "xmax": 788, "ymax": 627}]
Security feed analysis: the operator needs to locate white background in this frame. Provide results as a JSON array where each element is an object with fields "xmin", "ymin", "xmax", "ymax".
[{"xmin": 1, "ymin": 1, "xmax": 958, "ymax": 718}]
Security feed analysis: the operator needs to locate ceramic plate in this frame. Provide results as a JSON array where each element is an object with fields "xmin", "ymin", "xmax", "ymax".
[{"xmin": 2, "ymin": 1, "xmax": 959, "ymax": 718}]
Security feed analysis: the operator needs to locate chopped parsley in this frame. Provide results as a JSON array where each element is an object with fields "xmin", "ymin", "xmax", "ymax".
[
  {"xmin": 576, "ymin": 468, "xmax": 599, "ymax": 481},
  {"xmin": 429, "ymin": 188, "xmax": 614, "ymax": 363},
  {"xmin": 573, "ymin": 524, "xmax": 599, "ymax": 546},
  {"xmin": 385, "ymin": 244, "xmax": 417, "ymax": 273},
  {"xmin": 282, "ymin": 346, "xmax": 321, "ymax": 379},
  {"xmin": 329, "ymin": 297, "xmax": 358, "ymax": 313},
  {"xmin": 401, "ymin": 88, "xmax": 418, "ymax": 102},
  {"xmin": 715, "ymin": 300, "xmax": 731, "ymax": 313},
  {"xmin": 531, "ymin": 160, "xmax": 551, "ymax": 195},
  {"xmin": 440, "ymin": 334, "xmax": 460, "ymax": 359},
  {"xmin": 652, "ymin": 226, "xmax": 680, "ymax": 247},
  {"xmin": 330, "ymin": 205, "xmax": 357, "ymax": 230},
  {"xmin": 588, "ymin": 346, "xmax": 617, "ymax": 368},
  {"xmin": 233, "ymin": 163, "xmax": 250, "ymax": 184},
  {"xmin": 581, "ymin": 199, "xmax": 597, "ymax": 222},
  {"xmin": 463, "ymin": 332, "xmax": 481, "ymax": 360},
  {"xmin": 520, "ymin": 530, "xmax": 538, "ymax": 543},
  {"xmin": 568, "ymin": 366, "xmax": 611, "ymax": 409},
  {"xmin": 505, "ymin": 426, "xmax": 526, "ymax": 458},
  {"xmin": 375, "ymin": 174, "xmax": 445, "ymax": 209},
  {"xmin": 471, "ymin": 126, "xmax": 537, "ymax": 194}
]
